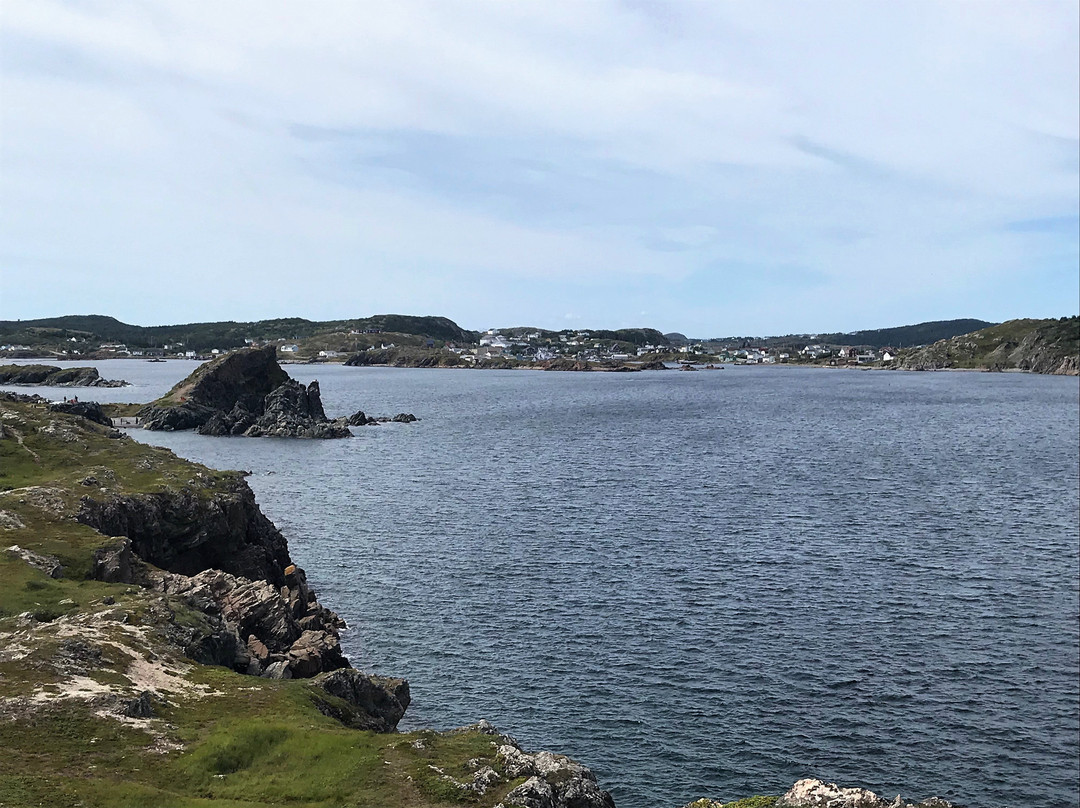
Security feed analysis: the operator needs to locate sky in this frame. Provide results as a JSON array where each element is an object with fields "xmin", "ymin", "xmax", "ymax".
[{"xmin": 1, "ymin": 1, "xmax": 1077, "ymax": 336}]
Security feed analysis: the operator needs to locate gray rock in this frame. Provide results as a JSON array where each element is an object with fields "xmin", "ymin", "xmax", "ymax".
[
  {"xmin": 122, "ymin": 691, "xmax": 155, "ymax": 718},
  {"xmin": 6, "ymin": 544, "xmax": 63, "ymax": 578},
  {"xmin": 262, "ymin": 660, "xmax": 292, "ymax": 680},
  {"xmin": 311, "ymin": 668, "xmax": 411, "ymax": 732},
  {"xmin": 492, "ymin": 745, "xmax": 615, "ymax": 808},
  {"xmin": 47, "ymin": 400, "xmax": 113, "ymax": 426},
  {"xmin": 91, "ymin": 538, "xmax": 135, "ymax": 584}
]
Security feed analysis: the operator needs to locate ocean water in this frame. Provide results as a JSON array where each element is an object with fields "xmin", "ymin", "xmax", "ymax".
[{"xmin": 7, "ymin": 360, "xmax": 1078, "ymax": 807}]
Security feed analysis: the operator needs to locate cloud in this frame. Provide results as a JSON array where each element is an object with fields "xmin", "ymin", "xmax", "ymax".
[{"xmin": 1, "ymin": 0, "xmax": 1077, "ymax": 334}]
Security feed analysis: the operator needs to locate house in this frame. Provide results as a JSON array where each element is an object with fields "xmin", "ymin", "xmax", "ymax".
[
  {"xmin": 881, "ymin": 349, "xmax": 896, "ymax": 362},
  {"xmin": 318, "ymin": 350, "xmax": 340, "ymax": 358},
  {"xmin": 280, "ymin": 344, "xmax": 300, "ymax": 353}
]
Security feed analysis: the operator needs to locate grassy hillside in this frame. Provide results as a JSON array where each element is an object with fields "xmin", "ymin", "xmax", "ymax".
[
  {"xmin": 896, "ymin": 316, "xmax": 1079, "ymax": 373},
  {"xmin": 0, "ymin": 315, "xmax": 478, "ymax": 354}
]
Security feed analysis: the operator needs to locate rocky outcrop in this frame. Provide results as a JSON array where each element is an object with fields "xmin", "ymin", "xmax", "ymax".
[
  {"xmin": 47, "ymin": 400, "xmax": 113, "ymax": 426},
  {"xmin": 0, "ymin": 364, "xmax": 129, "ymax": 387},
  {"xmin": 897, "ymin": 316, "xmax": 1079, "ymax": 374},
  {"xmin": 76, "ymin": 480, "xmax": 292, "ymax": 585},
  {"xmin": 492, "ymin": 741, "xmax": 615, "ymax": 808},
  {"xmin": 156, "ymin": 565, "xmax": 347, "ymax": 680},
  {"xmin": 6, "ymin": 544, "xmax": 64, "ymax": 578},
  {"xmin": 139, "ymin": 348, "xmax": 353, "ymax": 438},
  {"xmin": 540, "ymin": 359, "xmax": 593, "ymax": 372},
  {"xmin": 198, "ymin": 379, "xmax": 351, "ymax": 438},
  {"xmin": 311, "ymin": 668, "xmax": 411, "ymax": 731},
  {"xmin": 774, "ymin": 779, "xmax": 956, "ymax": 808}
]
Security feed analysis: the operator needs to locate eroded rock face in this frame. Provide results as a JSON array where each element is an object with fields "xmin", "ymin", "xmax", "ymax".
[
  {"xmin": 775, "ymin": 779, "xmax": 957, "ymax": 808},
  {"xmin": 76, "ymin": 482, "xmax": 291, "ymax": 585},
  {"xmin": 6, "ymin": 544, "xmax": 63, "ymax": 578},
  {"xmin": 157, "ymin": 565, "xmax": 347, "ymax": 680},
  {"xmin": 234, "ymin": 379, "xmax": 351, "ymax": 439}
]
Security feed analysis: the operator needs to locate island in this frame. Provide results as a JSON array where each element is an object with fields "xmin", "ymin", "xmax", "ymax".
[{"xmin": 0, "ymin": 364, "xmax": 129, "ymax": 387}]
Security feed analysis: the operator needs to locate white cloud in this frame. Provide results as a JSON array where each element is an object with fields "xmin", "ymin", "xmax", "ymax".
[{"xmin": 1, "ymin": 0, "xmax": 1076, "ymax": 333}]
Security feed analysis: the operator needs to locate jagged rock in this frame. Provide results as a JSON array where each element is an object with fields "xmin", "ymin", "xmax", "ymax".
[
  {"xmin": 262, "ymin": 660, "xmax": 293, "ymax": 680},
  {"xmin": 158, "ymin": 566, "xmax": 346, "ymax": 678},
  {"xmin": 240, "ymin": 379, "xmax": 352, "ymax": 439},
  {"xmin": 247, "ymin": 635, "xmax": 270, "ymax": 664},
  {"xmin": 140, "ymin": 347, "xmax": 288, "ymax": 431},
  {"xmin": 91, "ymin": 538, "xmax": 136, "ymax": 583},
  {"xmin": 775, "ymin": 779, "xmax": 957, "ymax": 808},
  {"xmin": 288, "ymin": 629, "xmax": 344, "ymax": 678},
  {"xmin": 312, "ymin": 668, "xmax": 411, "ymax": 732},
  {"xmin": 0, "ymin": 510, "xmax": 27, "ymax": 530},
  {"xmin": 6, "ymin": 544, "xmax": 63, "ymax": 578},
  {"xmin": 122, "ymin": 691, "xmax": 156, "ymax": 718},
  {"xmin": 135, "ymin": 347, "xmax": 365, "ymax": 437},
  {"xmin": 493, "ymin": 745, "xmax": 615, "ymax": 808},
  {"xmin": 340, "ymin": 410, "xmax": 377, "ymax": 426},
  {"xmin": 638, "ymin": 359, "xmax": 668, "ymax": 370}
]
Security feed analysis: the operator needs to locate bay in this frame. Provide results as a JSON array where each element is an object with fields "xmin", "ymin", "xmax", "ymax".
[{"xmin": 7, "ymin": 360, "xmax": 1078, "ymax": 807}]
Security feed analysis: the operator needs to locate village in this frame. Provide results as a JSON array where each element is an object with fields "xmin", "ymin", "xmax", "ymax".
[{"xmin": 1, "ymin": 326, "xmax": 903, "ymax": 366}]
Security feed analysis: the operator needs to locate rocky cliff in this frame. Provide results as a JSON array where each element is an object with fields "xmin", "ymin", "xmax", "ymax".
[
  {"xmin": 896, "ymin": 316, "xmax": 1079, "ymax": 374},
  {"xmin": 139, "ymin": 346, "xmax": 350, "ymax": 437},
  {"xmin": 0, "ymin": 363, "xmax": 129, "ymax": 387}
]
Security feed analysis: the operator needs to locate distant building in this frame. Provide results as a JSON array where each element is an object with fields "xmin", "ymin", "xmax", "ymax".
[{"xmin": 280, "ymin": 344, "xmax": 300, "ymax": 353}]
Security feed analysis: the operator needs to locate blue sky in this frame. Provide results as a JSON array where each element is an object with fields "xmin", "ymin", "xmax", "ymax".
[{"xmin": 1, "ymin": 1, "xmax": 1077, "ymax": 336}]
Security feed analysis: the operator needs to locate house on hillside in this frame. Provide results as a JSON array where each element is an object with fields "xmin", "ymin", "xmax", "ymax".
[{"xmin": 280, "ymin": 344, "xmax": 300, "ymax": 353}]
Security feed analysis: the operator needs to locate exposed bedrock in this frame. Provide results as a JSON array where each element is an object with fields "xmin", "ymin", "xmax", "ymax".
[
  {"xmin": 75, "ymin": 481, "xmax": 408, "ymax": 729},
  {"xmin": 76, "ymin": 483, "xmax": 291, "ymax": 585}
]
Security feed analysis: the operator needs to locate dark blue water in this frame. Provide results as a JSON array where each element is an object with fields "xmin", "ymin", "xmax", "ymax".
[{"xmin": 14, "ymin": 362, "xmax": 1076, "ymax": 808}]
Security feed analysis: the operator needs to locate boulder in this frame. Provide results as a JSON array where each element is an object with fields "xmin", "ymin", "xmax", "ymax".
[{"xmin": 312, "ymin": 668, "xmax": 411, "ymax": 732}]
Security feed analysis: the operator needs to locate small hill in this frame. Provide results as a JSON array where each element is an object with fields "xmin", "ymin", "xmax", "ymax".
[
  {"xmin": 814, "ymin": 319, "xmax": 996, "ymax": 349},
  {"xmin": 897, "ymin": 317, "xmax": 1079, "ymax": 374},
  {"xmin": 0, "ymin": 314, "xmax": 478, "ymax": 354}
]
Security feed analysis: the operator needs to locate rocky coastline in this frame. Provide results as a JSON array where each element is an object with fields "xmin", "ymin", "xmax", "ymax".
[{"xmin": 0, "ymin": 391, "xmax": 962, "ymax": 807}]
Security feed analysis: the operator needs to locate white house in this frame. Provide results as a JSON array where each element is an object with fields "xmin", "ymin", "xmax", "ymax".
[{"xmin": 280, "ymin": 344, "xmax": 300, "ymax": 353}]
